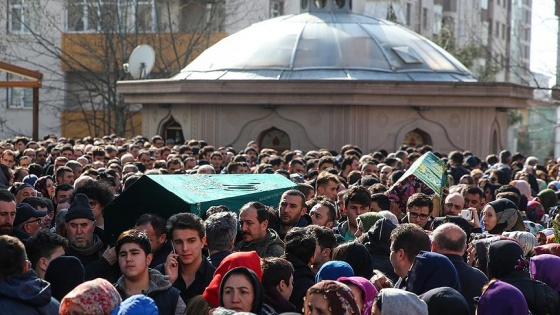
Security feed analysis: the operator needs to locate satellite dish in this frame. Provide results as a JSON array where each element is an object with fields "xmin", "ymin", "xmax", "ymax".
[{"xmin": 126, "ymin": 45, "xmax": 155, "ymax": 79}]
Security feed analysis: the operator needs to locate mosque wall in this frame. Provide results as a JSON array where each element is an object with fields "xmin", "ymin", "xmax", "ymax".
[{"xmin": 143, "ymin": 102, "xmax": 508, "ymax": 156}]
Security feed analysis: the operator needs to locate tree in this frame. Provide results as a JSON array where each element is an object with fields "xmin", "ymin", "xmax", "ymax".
[{"xmin": 1, "ymin": 0, "xmax": 254, "ymax": 137}]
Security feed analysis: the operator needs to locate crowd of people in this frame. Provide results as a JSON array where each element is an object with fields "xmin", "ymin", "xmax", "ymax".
[{"xmin": 0, "ymin": 134, "xmax": 560, "ymax": 315}]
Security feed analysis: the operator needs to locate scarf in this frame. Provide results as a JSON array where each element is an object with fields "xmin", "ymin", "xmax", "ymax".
[{"xmin": 68, "ymin": 233, "xmax": 105, "ymax": 257}]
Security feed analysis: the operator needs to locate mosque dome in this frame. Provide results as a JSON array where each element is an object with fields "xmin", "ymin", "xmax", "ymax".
[{"xmin": 173, "ymin": 0, "xmax": 476, "ymax": 81}]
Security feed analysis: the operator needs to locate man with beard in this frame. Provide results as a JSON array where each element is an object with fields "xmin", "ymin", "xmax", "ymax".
[
  {"xmin": 64, "ymin": 193, "xmax": 119, "ymax": 282},
  {"xmin": 0, "ymin": 190, "xmax": 16, "ymax": 235},
  {"xmin": 277, "ymin": 190, "xmax": 311, "ymax": 240},
  {"xmin": 235, "ymin": 201, "xmax": 284, "ymax": 258},
  {"xmin": 114, "ymin": 229, "xmax": 185, "ymax": 315}
]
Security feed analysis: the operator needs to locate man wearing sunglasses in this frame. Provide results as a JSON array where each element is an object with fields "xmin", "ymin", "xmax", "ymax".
[{"xmin": 12, "ymin": 203, "xmax": 47, "ymax": 241}]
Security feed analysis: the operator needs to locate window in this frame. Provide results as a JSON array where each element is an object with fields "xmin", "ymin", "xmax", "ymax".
[
  {"xmin": 66, "ymin": 0, "xmax": 157, "ymax": 33},
  {"xmin": 6, "ymin": 75, "xmax": 33, "ymax": 109},
  {"xmin": 422, "ymin": 8, "xmax": 428, "ymax": 30},
  {"xmin": 270, "ymin": 0, "xmax": 284, "ymax": 18},
  {"xmin": 9, "ymin": 0, "xmax": 40, "ymax": 33},
  {"xmin": 406, "ymin": 3, "xmax": 412, "ymax": 26}
]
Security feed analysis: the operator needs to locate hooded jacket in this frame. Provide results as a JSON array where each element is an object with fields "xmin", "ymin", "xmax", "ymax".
[
  {"xmin": 115, "ymin": 269, "xmax": 185, "ymax": 315},
  {"xmin": 365, "ymin": 218, "xmax": 398, "ymax": 283},
  {"xmin": 284, "ymin": 252, "xmax": 315, "ymax": 313},
  {"xmin": 0, "ymin": 270, "xmax": 60, "ymax": 315},
  {"xmin": 234, "ymin": 228, "xmax": 284, "ymax": 258}
]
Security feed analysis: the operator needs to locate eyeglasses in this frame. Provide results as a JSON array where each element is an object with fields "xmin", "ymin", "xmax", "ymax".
[
  {"xmin": 408, "ymin": 212, "xmax": 429, "ymax": 220},
  {"xmin": 25, "ymin": 218, "xmax": 42, "ymax": 225},
  {"xmin": 445, "ymin": 203, "xmax": 463, "ymax": 210}
]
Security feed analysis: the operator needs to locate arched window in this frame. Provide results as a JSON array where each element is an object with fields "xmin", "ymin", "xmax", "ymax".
[
  {"xmin": 402, "ymin": 128, "xmax": 431, "ymax": 147},
  {"xmin": 258, "ymin": 127, "xmax": 291, "ymax": 151},
  {"xmin": 160, "ymin": 116, "xmax": 184, "ymax": 145}
]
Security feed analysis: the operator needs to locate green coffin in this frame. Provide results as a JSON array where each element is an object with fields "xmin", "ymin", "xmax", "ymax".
[{"xmin": 103, "ymin": 174, "xmax": 296, "ymax": 243}]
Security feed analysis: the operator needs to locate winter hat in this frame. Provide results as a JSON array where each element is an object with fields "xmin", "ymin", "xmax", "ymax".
[
  {"xmin": 378, "ymin": 288, "xmax": 428, "ymax": 315},
  {"xmin": 338, "ymin": 276, "xmax": 378, "ymax": 315},
  {"xmin": 65, "ymin": 193, "xmax": 95, "ymax": 222},
  {"xmin": 419, "ymin": 287, "xmax": 468, "ymax": 315},
  {"xmin": 60, "ymin": 278, "xmax": 121, "ymax": 315},
  {"xmin": 476, "ymin": 280, "xmax": 528, "ymax": 315},
  {"xmin": 45, "ymin": 256, "xmax": 85, "ymax": 301},
  {"xmin": 305, "ymin": 280, "xmax": 360, "ymax": 315},
  {"xmin": 111, "ymin": 295, "xmax": 158, "ymax": 315},
  {"xmin": 13, "ymin": 202, "xmax": 47, "ymax": 226},
  {"xmin": 203, "ymin": 251, "xmax": 262, "ymax": 307},
  {"xmin": 315, "ymin": 261, "xmax": 354, "ymax": 283},
  {"xmin": 22, "ymin": 174, "xmax": 38, "ymax": 186},
  {"xmin": 530, "ymin": 254, "xmax": 560, "ymax": 293}
]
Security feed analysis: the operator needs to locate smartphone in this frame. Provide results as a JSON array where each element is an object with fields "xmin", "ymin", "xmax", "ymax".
[{"xmin": 460, "ymin": 209, "xmax": 472, "ymax": 221}]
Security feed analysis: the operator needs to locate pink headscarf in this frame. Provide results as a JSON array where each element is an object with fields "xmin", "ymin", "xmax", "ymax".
[
  {"xmin": 511, "ymin": 180, "xmax": 531, "ymax": 200},
  {"xmin": 59, "ymin": 278, "xmax": 121, "ymax": 315}
]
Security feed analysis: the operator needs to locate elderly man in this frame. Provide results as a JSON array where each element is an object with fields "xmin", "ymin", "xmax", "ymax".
[
  {"xmin": 12, "ymin": 203, "xmax": 47, "ymax": 241},
  {"xmin": 64, "ymin": 193, "xmax": 118, "ymax": 282}
]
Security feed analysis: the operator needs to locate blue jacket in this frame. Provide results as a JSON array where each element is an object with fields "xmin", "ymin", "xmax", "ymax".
[{"xmin": 0, "ymin": 270, "xmax": 59, "ymax": 315}]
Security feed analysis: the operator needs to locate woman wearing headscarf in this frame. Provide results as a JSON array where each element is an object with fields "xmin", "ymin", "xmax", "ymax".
[
  {"xmin": 338, "ymin": 276, "xmax": 378, "ymax": 315},
  {"xmin": 332, "ymin": 242, "xmax": 374, "ymax": 279},
  {"xmin": 34, "ymin": 176, "xmax": 55, "ymax": 200},
  {"xmin": 405, "ymin": 251, "xmax": 461, "ymax": 295},
  {"xmin": 502, "ymin": 231, "xmax": 538, "ymax": 257},
  {"xmin": 476, "ymin": 280, "xmax": 529, "ymax": 315},
  {"xmin": 536, "ymin": 189, "xmax": 559, "ymax": 226},
  {"xmin": 487, "ymin": 240, "xmax": 560, "ymax": 315},
  {"xmin": 304, "ymin": 280, "xmax": 360, "ymax": 315},
  {"xmin": 355, "ymin": 212, "xmax": 383, "ymax": 238},
  {"xmin": 419, "ymin": 287, "xmax": 468, "ymax": 315},
  {"xmin": 482, "ymin": 199, "xmax": 521, "ymax": 234},
  {"xmin": 219, "ymin": 267, "xmax": 264, "ymax": 314},
  {"xmin": 530, "ymin": 254, "xmax": 560, "ymax": 294},
  {"xmin": 364, "ymin": 218, "xmax": 398, "ymax": 283},
  {"xmin": 59, "ymin": 278, "xmax": 122, "ymax": 315},
  {"xmin": 511, "ymin": 180, "xmax": 532, "ymax": 201},
  {"xmin": 203, "ymin": 251, "xmax": 262, "ymax": 307},
  {"xmin": 372, "ymin": 288, "xmax": 428, "ymax": 315}
]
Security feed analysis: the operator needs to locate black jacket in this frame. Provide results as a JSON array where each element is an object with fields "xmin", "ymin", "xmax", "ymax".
[
  {"xmin": 0, "ymin": 270, "xmax": 59, "ymax": 315},
  {"xmin": 444, "ymin": 254, "xmax": 488, "ymax": 315},
  {"xmin": 500, "ymin": 271, "xmax": 560, "ymax": 315},
  {"xmin": 365, "ymin": 218, "xmax": 399, "ymax": 283},
  {"xmin": 284, "ymin": 252, "xmax": 314, "ymax": 313}
]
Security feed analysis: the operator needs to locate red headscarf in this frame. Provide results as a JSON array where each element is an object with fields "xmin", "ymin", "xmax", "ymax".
[{"xmin": 202, "ymin": 251, "xmax": 262, "ymax": 307}]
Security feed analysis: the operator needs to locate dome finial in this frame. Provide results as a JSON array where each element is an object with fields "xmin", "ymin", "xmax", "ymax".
[{"xmin": 300, "ymin": 0, "xmax": 351, "ymax": 13}]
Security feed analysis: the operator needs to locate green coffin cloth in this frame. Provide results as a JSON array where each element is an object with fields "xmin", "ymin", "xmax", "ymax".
[{"xmin": 103, "ymin": 174, "xmax": 296, "ymax": 243}]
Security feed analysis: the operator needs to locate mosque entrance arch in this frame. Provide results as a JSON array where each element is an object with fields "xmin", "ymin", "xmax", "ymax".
[
  {"xmin": 159, "ymin": 116, "xmax": 184, "ymax": 144},
  {"xmin": 402, "ymin": 128, "xmax": 432, "ymax": 147},
  {"xmin": 258, "ymin": 127, "xmax": 291, "ymax": 152}
]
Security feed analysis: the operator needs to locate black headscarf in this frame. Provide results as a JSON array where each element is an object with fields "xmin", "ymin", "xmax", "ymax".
[
  {"xmin": 365, "ymin": 218, "xmax": 396, "ymax": 257},
  {"xmin": 219, "ymin": 267, "xmax": 264, "ymax": 314},
  {"xmin": 487, "ymin": 240, "xmax": 527, "ymax": 280},
  {"xmin": 486, "ymin": 199, "xmax": 519, "ymax": 234},
  {"xmin": 419, "ymin": 287, "xmax": 469, "ymax": 315},
  {"xmin": 335, "ymin": 242, "xmax": 374, "ymax": 279}
]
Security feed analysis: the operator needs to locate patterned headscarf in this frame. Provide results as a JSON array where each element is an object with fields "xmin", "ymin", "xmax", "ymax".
[
  {"xmin": 338, "ymin": 276, "xmax": 378, "ymax": 315},
  {"xmin": 60, "ymin": 278, "xmax": 121, "ymax": 315},
  {"xmin": 305, "ymin": 280, "xmax": 360, "ymax": 315}
]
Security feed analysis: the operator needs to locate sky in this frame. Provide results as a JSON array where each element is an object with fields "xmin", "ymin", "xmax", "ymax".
[{"xmin": 531, "ymin": 0, "xmax": 558, "ymax": 86}]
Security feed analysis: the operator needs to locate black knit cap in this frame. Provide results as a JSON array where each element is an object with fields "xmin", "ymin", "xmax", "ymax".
[{"xmin": 65, "ymin": 193, "xmax": 95, "ymax": 222}]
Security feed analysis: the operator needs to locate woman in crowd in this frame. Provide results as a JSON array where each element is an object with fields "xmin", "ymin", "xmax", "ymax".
[
  {"xmin": 481, "ymin": 199, "xmax": 521, "ymax": 234},
  {"xmin": 304, "ymin": 280, "xmax": 360, "ymax": 315},
  {"xmin": 219, "ymin": 267, "xmax": 264, "ymax": 314}
]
